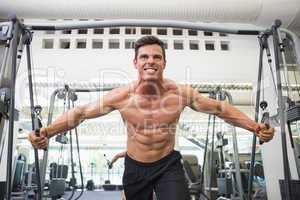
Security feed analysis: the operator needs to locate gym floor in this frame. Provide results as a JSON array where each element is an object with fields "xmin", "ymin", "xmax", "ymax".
[{"xmin": 62, "ymin": 191, "xmax": 122, "ymax": 200}]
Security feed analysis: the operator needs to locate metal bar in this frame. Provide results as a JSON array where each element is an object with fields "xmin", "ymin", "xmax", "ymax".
[
  {"xmin": 0, "ymin": 38, "xmax": 10, "ymax": 163},
  {"xmin": 247, "ymin": 34, "xmax": 265, "ymax": 200},
  {"xmin": 209, "ymin": 115, "xmax": 216, "ymax": 199},
  {"xmin": 0, "ymin": 43, "xmax": 10, "ymax": 83},
  {"xmin": 40, "ymin": 89, "xmax": 60, "ymax": 195},
  {"xmin": 277, "ymin": 28, "xmax": 292, "ymax": 98},
  {"xmin": 25, "ymin": 34, "xmax": 42, "ymax": 200},
  {"xmin": 5, "ymin": 17, "xmax": 19, "ymax": 200},
  {"xmin": 72, "ymin": 87, "xmax": 213, "ymax": 93},
  {"xmin": 25, "ymin": 19, "xmax": 263, "ymax": 35},
  {"xmin": 67, "ymin": 93, "xmax": 76, "ymax": 200},
  {"xmin": 225, "ymin": 91, "xmax": 245, "ymax": 200},
  {"xmin": 272, "ymin": 20, "xmax": 292, "ymax": 200},
  {"xmin": 72, "ymin": 87, "xmax": 116, "ymax": 92},
  {"xmin": 0, "ymin": 116, "xmax": 7, "ymax": 166}
]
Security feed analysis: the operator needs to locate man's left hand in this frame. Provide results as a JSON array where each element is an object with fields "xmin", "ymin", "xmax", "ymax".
[{"xmin": 255, "ymin": 123, "xmax": 275, "ymax": 143}]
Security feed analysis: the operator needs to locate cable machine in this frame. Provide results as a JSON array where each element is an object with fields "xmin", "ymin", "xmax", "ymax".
[{"xmin": 0, "ymin": 17, "xmax": 300, "ymax": 200}]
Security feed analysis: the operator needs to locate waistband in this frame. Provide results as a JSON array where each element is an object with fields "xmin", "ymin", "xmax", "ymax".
[{"xmin": 125, "ymin": 150, "xmax": 181, "ymax": 167}]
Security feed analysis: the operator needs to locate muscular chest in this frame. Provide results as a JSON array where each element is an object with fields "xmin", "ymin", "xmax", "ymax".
[{"xmin": 120, "ymin": 94, "xmax": 185, "ymax": 126}]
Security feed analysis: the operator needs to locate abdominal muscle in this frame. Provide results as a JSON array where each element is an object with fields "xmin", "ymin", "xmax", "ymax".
[{"xmin": 126, "ymin": 126, "xmax": 176, "ymax": 163}]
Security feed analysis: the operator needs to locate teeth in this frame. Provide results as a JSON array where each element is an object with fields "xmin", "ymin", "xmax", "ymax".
[{"xmin": 145, "ymin": 68, "xmax": 156, "ymax": 73}]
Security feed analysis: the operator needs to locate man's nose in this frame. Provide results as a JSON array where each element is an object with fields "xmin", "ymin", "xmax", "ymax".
[{"xmin": 146, "ymin": 56, "xmax": 155, "ymax": 63}]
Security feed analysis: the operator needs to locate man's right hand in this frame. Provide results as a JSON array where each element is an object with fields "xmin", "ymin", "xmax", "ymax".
[
  {"xmin": 108, "ymin": 161, "xmax": 113, "ymax": 169},
  {"xmin": 28, "ymin": 127, "xmax": 49, "ymax": 149}
]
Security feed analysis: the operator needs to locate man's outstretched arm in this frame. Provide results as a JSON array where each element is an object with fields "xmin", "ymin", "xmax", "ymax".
[
  {"xmin": 28, "ymin": 88, "xmax": 122, "ymax": 149},
  {"xmin": 185, "ymin": 86, "xmax": 275, "ymax": 142}
]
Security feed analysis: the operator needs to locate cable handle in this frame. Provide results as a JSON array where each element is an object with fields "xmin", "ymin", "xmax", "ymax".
[
  {"xmin": 258, "ymin": 101, "xmax": 270, "ymax": 145},
  {"xmin": 259, "ymin": 112, "xmax": 270, "ymax": 145},
  {"xmin": 34, "ymin": 116, "xmax": 48, "ymax": 151},
  {"xmin": 34, "ymin": 116, "xmax": 41, "ymax": 136},
  {"xmin": 33, "ymin": 105, "xmax": 47, "ymax": 150}
]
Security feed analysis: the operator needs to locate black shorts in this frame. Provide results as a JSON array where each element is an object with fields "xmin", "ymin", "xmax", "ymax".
[{"xmin": 122, "ymin": 150, "xmax": 190, "ymax": 200}]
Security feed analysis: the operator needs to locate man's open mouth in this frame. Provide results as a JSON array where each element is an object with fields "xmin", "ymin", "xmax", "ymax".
[{"xmin": 144, "ymin": 68, "xmax": 157, "ymax": 72}]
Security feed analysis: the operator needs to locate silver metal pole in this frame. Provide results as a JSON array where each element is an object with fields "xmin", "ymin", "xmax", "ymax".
[
  {"xmin": 6, "ymin": 17, "xmax": 20, "ymax": 200},
  {"xmin": 225, "ymin": 91, "xmax": 245, "ymax": 200},
  {"xmin": 276, "ymin": 28, "xmax": 292, "ymax": 98},
  {"xmin": 25, "ymin": 19, "xmax": 264, "ymax": 35},
  {"xmin": 272, "ymin": 20, "xmax": 292, "ymax": 200},
  {"xmin": 40, "ymin": 89, "xmax": 60, "ymax": 196},
  {"xmin": 40, "ymin": 85, "xmax": 117, "ymax": 193}
]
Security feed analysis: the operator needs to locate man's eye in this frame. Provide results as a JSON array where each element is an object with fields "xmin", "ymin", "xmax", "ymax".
[
  {"xmin": 140, "ymin": 55, "xmax": 148, "ymax": 59},
  {"xmin": 153, "ymin": 56, "xmax": 162, "ymax": 60}
]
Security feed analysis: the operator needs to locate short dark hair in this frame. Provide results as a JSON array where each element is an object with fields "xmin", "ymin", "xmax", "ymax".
[{"xmin": 134, "ymin": 36, "xmax": 166, "ymax": 61}]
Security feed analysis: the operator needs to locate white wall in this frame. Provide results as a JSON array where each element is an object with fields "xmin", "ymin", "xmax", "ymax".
[{"xmin": 15, "ymin": 24, "xmax": 261, "ymax": 108}]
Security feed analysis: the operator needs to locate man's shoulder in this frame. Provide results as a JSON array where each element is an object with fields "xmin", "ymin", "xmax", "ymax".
[
  {"xmin": 110, "ymin": 84, "xmax": 133, "ymax": 96},
  {"xmin": 163, "ymin": 79, "xmax": 182, "ymax": 90},
  {"xmin": 163, "ymin": 80, "xmax": 196, "ymax": 98},
  {"xmin": 167, "ymin": 82, "xmax": 193, "ymax": 94}
]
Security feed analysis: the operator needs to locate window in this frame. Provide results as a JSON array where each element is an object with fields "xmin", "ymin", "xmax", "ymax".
[
  {"xmin": 162, "ymin": 40, "xmax": 168, "ymax": 49},
  {"xmin": 174, "ymin": 40, "xmax": 184, "ymax": 50},
  {"xmin": 78, "ymin": 29, "xmax": 88, "ymax": 34},
  {"xmin": 76, "ymin": 39, "xmax": 86, "ymax": 49},
  {"xmin": 109, "ymin": 39, "xmax": 120, "ymax": 49},
  {"xmin": 125, "ymin": 39, "xmax": 135, "ymax": 49},
  {"xmin": 125, "ymin": 28, "xmax": 136, "ymax": 34},
  {"xmin": 42, "ymin": 39, "xmax": 54, "ymax": 49},
  {"xmin": 219, "ymin": 33, "xmax": 227, "ymax": 37},
  {"xmin": 220, "ymin": 41, "xmax": 230, "ymax": 51},
  {"xmin": 189, "ymin": 40, "xmax": 199, "ymax": 50},
  {"xmin": 205, "ymin": 41, "xmax": 215, "ymax": 50},
  {"xmin": 94, "ymin": 28, "xmax": 104, "ymax": 34},
  {"xmin": 92, "ymin": 39, "xmax": 103, "ymax": 49},
  {"xmin": 141, "ymin": 28, "xmax": 152, "ymax": 35},
  {"xmin": 59, "ymin": 39, "xmax": 70, "ymax": 49},
  {"xmin": 173, "ymin": 29, "xmax": 183, "ymax": 35},
  {"xmin": 157, "ymin": 28, "xmax": 167, "ymax": 35},
  {"xmin": 109, "ymin": 28, "xmax": 120, "ymax": 34},
  {"xmin": 204, "ymin": 31, "xmax": 213, "ymax": 36},
  {"xmin": 62, "ymin": 30, "xmax": 72, "ymax": 34},
  {"xmin": 188, "ymin": 29, "xmax": 198, "ymax": 36}
]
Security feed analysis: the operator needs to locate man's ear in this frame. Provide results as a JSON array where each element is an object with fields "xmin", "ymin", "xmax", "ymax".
[{"xmin": 162, "ymin": 60, "xmax": 166, "ymax": 69}]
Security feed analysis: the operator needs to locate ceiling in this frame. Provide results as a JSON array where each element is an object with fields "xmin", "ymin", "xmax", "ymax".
[{"xmin": 0, "ymin": 0, "xmax": 299, "ymax": 36}]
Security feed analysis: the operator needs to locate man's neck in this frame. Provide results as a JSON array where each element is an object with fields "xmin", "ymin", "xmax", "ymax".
[{"xmin": 135, "ymin": 80, "xmax": 165, "ymax": 97}]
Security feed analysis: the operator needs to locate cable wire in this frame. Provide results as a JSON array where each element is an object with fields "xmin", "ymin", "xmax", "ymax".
[{"xmin": 72, "ymin": 99, "xmax": 84, "ymax": 200}]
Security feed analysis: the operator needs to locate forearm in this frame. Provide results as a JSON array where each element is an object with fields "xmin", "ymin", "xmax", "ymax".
[
  {"xmin": 217, "ymin": 101, "xmax": 258, "ymax": 133},
  {"xmin": 111, "ymin": 151, "xmax": 126, "ymax": 164},
  {"xmin": 117, "ymin": 151, "xmax": 126, "ymax": 158},
  {"xmin": 45, "ymin": 106, "xmax": 85, "ymax": 138}
]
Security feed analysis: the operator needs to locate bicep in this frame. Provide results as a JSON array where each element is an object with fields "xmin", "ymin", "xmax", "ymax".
[
  {"xmin": 80, "ymin": 86, "xmax": 128, "ymax": 120},
  {"xmin": 81, "ymin": 96, "xmax": 115, "ymax": 119},
  {"xmin": 188, "ymin": 88, "xmax": 222, "ymax": 115}
]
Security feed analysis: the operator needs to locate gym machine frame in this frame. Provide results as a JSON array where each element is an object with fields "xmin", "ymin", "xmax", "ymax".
[
  {"xmin": 247, "ymin": 20, "xmax": 300, "ymax": 200},
  {"xmin": 0, "ymin": 17, "xmax": 44, "ymax": 200},
  {"xmin": 1, "ymin": 17, "xmax": 300, "ymax": 200}
]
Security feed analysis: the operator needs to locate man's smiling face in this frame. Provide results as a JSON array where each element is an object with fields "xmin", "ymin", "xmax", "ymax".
[{"xmin": 134, "ymin": 44, "xmax": 166, "ymax": 81}]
